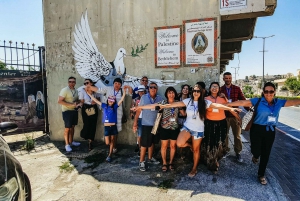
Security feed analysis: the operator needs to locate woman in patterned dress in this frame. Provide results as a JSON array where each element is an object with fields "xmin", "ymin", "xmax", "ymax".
[{"xmin": 134, "ymin": 87, "xmax": 186, "ymax": 172}]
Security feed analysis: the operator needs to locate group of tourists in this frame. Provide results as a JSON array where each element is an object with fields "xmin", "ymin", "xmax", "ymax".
[{"xmin": 57, "ymin": 73, "xmax": 300, "ymax": 185}]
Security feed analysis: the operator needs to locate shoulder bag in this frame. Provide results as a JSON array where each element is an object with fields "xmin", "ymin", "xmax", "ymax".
[{"xmin": 242, "ymin": 98, "xmax": 261, "ymax": 131}]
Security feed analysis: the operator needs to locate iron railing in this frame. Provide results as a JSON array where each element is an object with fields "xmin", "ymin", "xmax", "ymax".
[{"xmin": 0, "ymin": 40, "xmax": 44, "ymax": 71}]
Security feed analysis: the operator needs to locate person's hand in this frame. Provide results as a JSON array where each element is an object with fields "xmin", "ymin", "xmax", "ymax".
[
  {"xmin": 130, "ymin": 107, "xmax": 137, "ymax": 112},
  {"xmin": 219, "ymin": 93, "xmax": 226, "ymax": 98},
  {"xmin": 91, "ymin": 100, "xmax": 96, "ymax": 105},
  {"xmin": 231, "ymin": 108, "xmax": 242, "ymax": 113},
  {"xmin": 133, "ymin": 123, "xmax": 138, "ymax": 133},
  {"xmin": 85, "ymin": 85, "xmax": 91, "ymax": 91}
]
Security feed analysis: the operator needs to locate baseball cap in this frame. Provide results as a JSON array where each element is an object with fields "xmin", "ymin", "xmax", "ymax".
[
  {"xmin": 136, "ymin": 85, "xmax": 146, "ymax": 94},
  {"xmin": 108, "ymin": 96, "xmax": 116, "ymax": 102}
]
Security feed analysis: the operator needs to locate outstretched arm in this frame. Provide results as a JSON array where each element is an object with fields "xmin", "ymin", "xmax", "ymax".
[
  {"xmin": 159, "ymin": 101, "xmax": 186, "ymax": 109},
  {"xmin": 284, "ymin": 99, "xmax": 300, "ymax": 107},
  {"xmin": 118, "ymin": 87, "xmax": 127, "ymax": 106},
  {"xmin": 226, "ymin": 100, "xmax": 252, "ymax": 107},
  {"xmin": 210, "ymin": 103, "xmax": 242, "ymax": 113},
  {"xmin": 86, "ymin": 92, "xmax": 101, "ymax": 106}
]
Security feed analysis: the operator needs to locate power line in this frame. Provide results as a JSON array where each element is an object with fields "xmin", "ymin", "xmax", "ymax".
[{"xmin": 231, "ymin": 67, "xmax": 240, "ymax": 84}]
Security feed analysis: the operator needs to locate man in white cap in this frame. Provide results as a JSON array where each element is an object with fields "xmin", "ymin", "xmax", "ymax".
[{"xmin": 132, "ymin": 76, "xmax": 149, "ymax": 99}]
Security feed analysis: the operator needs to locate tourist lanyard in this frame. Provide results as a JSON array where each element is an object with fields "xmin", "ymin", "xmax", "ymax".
[
  {"xmin": 69, "ymin": 87, "xmax": 76, "ymax": 97},
  {"xmin": 170, "ymin": 108, "xmax": 175, "ymax": 116},
  {"xmin": 192, "ymin": 102, "xmax": 198, "ymax": 115},
  {"xmin": 267, "ymin": 104, "xmax": 275, "ymax": 116},
  {"xmin": 210, "ymin": 95, "xmax": 218, "ymax": 103},
  {"xmin": 114, "ymin": 90, "xmax": 119, "ymax": 97},
  {"xmin": 148, "ymin": 94, "xmax": 157, "ymax": 104},
  {"xmin": 226, "ymin": 87, "xmax": 231, "ymax": 99}
]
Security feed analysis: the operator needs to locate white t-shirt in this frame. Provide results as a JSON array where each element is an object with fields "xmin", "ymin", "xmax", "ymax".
[{"xmin": 182, "ymin": 98, "xmax": 212, "ymax": 132}]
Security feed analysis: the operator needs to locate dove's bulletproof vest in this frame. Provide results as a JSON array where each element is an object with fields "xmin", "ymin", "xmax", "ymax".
[{"xmin": 100, "ymin": 61, "xmax": 125, "ymax": 86}]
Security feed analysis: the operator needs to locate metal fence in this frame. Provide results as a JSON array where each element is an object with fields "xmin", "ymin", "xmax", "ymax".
[{"xmin": 0, "ymin": 40, "xmax": 44, "ymax": 71}]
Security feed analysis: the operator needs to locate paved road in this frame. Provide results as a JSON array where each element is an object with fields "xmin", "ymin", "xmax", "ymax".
[{"xmin": 242, "ymin": 106, "xmax": 300, "ymax": 201}]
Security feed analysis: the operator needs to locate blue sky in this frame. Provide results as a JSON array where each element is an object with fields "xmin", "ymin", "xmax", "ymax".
[{"xmin": 0, "ymin": 0, "xmax": 299, "ymax": 80}]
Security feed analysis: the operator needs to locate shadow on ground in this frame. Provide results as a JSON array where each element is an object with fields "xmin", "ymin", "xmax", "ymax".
[{"xmin": 5, "ymin": 131, "xmax": 288, "ymax": 201}]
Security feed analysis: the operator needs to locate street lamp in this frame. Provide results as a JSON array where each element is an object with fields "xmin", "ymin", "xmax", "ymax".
[{"xmin": 253, "ymin": 35, "xmax": 275, "ymax": 88}]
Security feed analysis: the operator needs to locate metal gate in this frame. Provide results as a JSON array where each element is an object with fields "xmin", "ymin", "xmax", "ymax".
[{"xmin": 0, "ymin": 40, "xmax": 48, "ymax": 134}]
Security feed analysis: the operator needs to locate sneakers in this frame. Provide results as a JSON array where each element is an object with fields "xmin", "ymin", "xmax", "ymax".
[
  {"xmin": 236, "ymin": 153, "xmax": 243, "ymax": 162},
  {"xmin": 113, "ymin": 148, "xmax": 118, "ymax": 154},
  {"xmin": 139, "ymin": 161, "xmax": 146, "ymax": 171},
  {"xmin": 65, "ymin": 145, "xmax": 72, "ymax": 152},
  {"xmin": 148, "ymin": 157, "xmax": 160, "ymax": 164},
  {"xmin": 223, "ymin": 152, "xmax": 230, "ymax": 159},
  {"xmin": 106, "ymin": 156, "xmax": 112, "ymax": 162},
  {"xmin": 71, "ymin": 141, "xmax": 81, "ymax": 146}
]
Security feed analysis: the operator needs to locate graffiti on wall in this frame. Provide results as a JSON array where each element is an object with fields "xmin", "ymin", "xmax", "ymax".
[{"xmin": 72, "ymin": 11, "xmax": 186, "ymax": 89}]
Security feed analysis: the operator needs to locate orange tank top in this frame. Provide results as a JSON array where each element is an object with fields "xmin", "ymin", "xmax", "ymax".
[{"xmin": 205, "ymin": 96, "xmax": 227, "ymax": 120}]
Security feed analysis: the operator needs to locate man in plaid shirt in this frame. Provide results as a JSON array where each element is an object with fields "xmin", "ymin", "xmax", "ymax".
[{"xmin": 220, "ymin": 72, "xmax": 246, "ymax": 162}]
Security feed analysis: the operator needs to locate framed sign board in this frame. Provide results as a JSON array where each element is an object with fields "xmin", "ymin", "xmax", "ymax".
[
  {"xmin": 154, "ymin": 26, "xmax": 182, "ymax": 68},
  {"xmin": 183, "ymin": 18, "xmax": 217, "ymax": 67}
]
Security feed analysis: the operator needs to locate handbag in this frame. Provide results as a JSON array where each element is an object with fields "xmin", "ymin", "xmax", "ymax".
[
  {"xmin": 241, "ymin": 98, "xmax": 261, "ymax": 131},
  {"xmin": 121, "ymin": 89, "xmax": 127, "ymax": 123},
  {"xmin": 151, "ymin": 112, "xmax": 162, "ymax": 135},
  {"xmin": 85, "ymin": 107, "xmax": 96, "ymax": 116}
]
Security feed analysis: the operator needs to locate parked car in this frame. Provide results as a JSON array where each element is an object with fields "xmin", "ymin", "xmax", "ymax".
[{"xmin": 0, "ymin": 122, "xmax": 31, "ymax": 201}]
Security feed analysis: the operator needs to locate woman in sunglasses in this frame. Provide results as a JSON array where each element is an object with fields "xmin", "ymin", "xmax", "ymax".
[
  {"xmin": 202, "ymin": 82, "xmax": 229, "ymax": 172},
  {"xmin": 79, "ymin": 79, "xmax": 99, "ymax": 151},
  {"xmin": 226, "ymin": 82, "xmax": 300, "ymax": 185},
  {"xmin": 155, "ymin": 84, "xmax": 241, "ymax": 177}
]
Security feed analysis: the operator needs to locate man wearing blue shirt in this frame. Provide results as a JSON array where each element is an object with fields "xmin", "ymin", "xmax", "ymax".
[{"xmin": 133, "ymin": 82, "xmax": 162, "ymax": 171}]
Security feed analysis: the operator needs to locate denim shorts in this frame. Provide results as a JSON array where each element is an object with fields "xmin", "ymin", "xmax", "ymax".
[
  {"xmin": 137, "ymin": 118, "xmax": 142, "ymax": 137},
  {"xmin": 181, "ymin": 125, "xmax": 204, "ymax": 140},
  {"xmin": 104, "ymin": 125, "xmax": 118, "ymax": 136}
]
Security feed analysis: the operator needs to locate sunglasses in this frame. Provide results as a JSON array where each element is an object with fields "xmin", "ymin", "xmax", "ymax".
[
  {"xmin": 149, "ymin": 86, "xmax": 157, "ymax": 89},
  {"xmin": 193, "ymin": 90, "xmax": 201, "ymax": 93},
  {"xmin": 68, "ymin": 80, "xmax": 76, "ymax": 83},
  {"xmin": 141, "ymin": 79, "xmax": 148, "ymax": 82},
  {"xmin": 84, "ymin": 82, "xmax": 90, "ymax": 85},
  {"xmin": 264, "ymin": 90, "xmax": 275, "ymax": 94}
]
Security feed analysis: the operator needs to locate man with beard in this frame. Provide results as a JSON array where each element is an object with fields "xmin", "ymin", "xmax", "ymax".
[{"xmin": 220, "ymin": 72, "xmax": 246, "ymax": 162}]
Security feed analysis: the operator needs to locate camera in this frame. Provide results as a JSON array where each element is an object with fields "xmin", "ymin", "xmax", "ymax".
[{"xmin": 75, "ymin": 105, "xmax": 82, "ymax": 111}]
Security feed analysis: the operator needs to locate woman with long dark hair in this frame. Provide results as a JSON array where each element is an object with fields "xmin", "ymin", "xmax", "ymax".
[
  {"xmin": 202, "ymin": 82, "xmax": 228, "ymax": 172},
  {"xmin": 227, "ymin": 82, "xmax": 300, "ymax": 185},
  {"xmin": 157, "ymin": 84, "xmax": 241, "ymax": 177},
  {"xmin": 79, "ymin": 79, "xmax": 99, "ymax": 151}
]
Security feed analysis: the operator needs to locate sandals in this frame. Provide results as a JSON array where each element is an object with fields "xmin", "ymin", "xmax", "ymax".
[
  {"xmin": 252, "ymin": 156, "xmax": 259, "ymax": 164},
  {"xmin": 188, "ymin": 170, "xmax": 197, "ymax": 178},
  {"xmin": 88, "ymin": 141, "xmax": 93, "ymax": 151},
  {"xmin": 162, "ymin": 164, "xmax": 168, "ymax": 172},
  {"xmin": 258, "ymin": 176, "xmax": 267, "ymax": 185},
  {"xmin": 169, "ymin": 164, "xmax": 175, "ymax": 171}
]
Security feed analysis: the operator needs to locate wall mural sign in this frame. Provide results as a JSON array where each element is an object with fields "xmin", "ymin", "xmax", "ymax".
[
  {"xmin": 219, "ymin": 0, "xmax": 247, "ymax": 11},
  {"xmin": 0, "ymin": 74, "xmax": 45, "ymax": 134},
  {"xmin": 154, "ymin": 26, "xmax": 182, "ymax": 68},
  {"xmin": 183, "ymin": 18, "xmax": 217, "ymax": 67},
  {"xmin": 72, "ymin": 11, "xmax": 186, "ymax": 89}
]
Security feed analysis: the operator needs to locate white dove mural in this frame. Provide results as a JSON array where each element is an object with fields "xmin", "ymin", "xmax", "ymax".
[{"xmin": 72, "ymin": 11, "xmax": 186, "ymax": 89}]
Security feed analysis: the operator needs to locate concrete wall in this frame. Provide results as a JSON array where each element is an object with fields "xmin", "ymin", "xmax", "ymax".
[{"xmin": 43, "ymin": 0, "xmax": 221, "ymax": 144}]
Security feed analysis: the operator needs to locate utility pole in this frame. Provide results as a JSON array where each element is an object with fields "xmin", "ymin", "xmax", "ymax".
[
  {"xmin": 253, "ymin": 35, "xmax": 275, "ymax": 88},
  {"xmin": 231, "ymin": 67, "xmax": 240, "ymax": 84}
]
